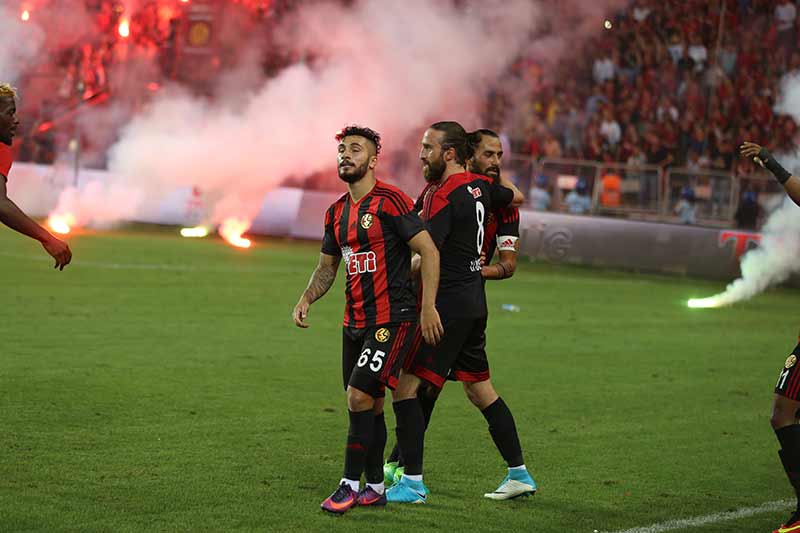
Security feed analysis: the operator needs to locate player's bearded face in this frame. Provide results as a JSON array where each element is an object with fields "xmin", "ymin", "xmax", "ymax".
[
  {"xmin": 471, "ymin": 137, "xmax": 502, "ymax": 181},
  {"xmin": 422, "ymin": 150, "xmax": 446, "ymax": 182},
  {"xmin": 337, "ymin": 157, "xmax": 369, "ymax": 183}
]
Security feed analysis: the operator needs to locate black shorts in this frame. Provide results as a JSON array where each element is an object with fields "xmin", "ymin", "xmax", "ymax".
[
  {"xmin": 775, "ymin": 342, "xmax": 800, "ymax": 400},
  {"xmin": 342, "ymin": 321, "xmax": 420, "ymax": 398},
  {"xmin": 409, "ymin": 316, "xmax": 489, "ymax": 389}
]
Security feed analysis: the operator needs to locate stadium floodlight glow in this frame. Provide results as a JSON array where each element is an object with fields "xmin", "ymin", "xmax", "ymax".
[
  {"xmin": 47, "ymin": 213, "xmax": 76, "ymax": 235},
  {"xmin": 687, "ymin": 297, "xmax": 722, "ymax": 309},
  {"xmin": 180, "ymin": 226, "xmax": 209, "ymax": 238},
  {"xmin": 219, "ymin": 217, "xmax": 252, "ymax": 249}
]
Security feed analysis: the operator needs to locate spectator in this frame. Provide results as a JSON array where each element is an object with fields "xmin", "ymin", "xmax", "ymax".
[
  {"xmin": 542, "ymin": 133, "xmax": 563, "ymax": 158},
  {"xmin": 674, "ymin": 185, "xmax": 697, "ymax": 225},
  {"xmin": 529, "ymin": 175, "xmax": 552, "ymax": 211},
  {"xmin": 565, "ymin": 179, "xmax": 592, "ymax": 214},
  {"xmin": 734, "ymin": 189, "xmax": 761, "ymax": 229},
  {"xmin": 776, "ymin": 0, "xmax": 797, "ymax": 46},
  {"xmin": 593, "ymin": 50, "xmax": 616, "ymax": 84},
  {"xmin": 599, "ymin": 107, "xmax": 622, "ymax": 147},
  {"xmin": 687, "ymin": 34, "xmax": 708, "ymax": 72}
]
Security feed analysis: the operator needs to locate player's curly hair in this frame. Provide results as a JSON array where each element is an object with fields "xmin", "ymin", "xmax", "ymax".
[
  {"xmin": 335, "ymin": 125, "xmax": 381, "ymax": 155},
  {"xmin": 430, "ymin": 121, "xmax": 474, "ymax": 165},
  {"xmin": 0, "ymin": 83, "xmax": 17, "ymax": 100}
]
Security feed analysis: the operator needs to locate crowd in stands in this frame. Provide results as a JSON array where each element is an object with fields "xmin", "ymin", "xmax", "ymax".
[
  {"xmin": 487, "ymin": 0, "xmax": 800, "ymax": 180},
  {"xmin": 13, "ymin": 0, "xmax": 800, "ymax": 227}
]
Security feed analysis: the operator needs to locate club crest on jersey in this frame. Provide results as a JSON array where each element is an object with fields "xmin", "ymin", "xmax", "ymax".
[
  {"xmin": 786, "ymin": 355, "xmax": 797, "ymax": 369},
  {"xmin": 375, "ymin": 328, "xmax": 391, "ymax": 343},
  {"xmin": 467, "ymin": 186, "xmax": 482, "ymax": 199},
  {"xmin": 361, "ymin": 213, "xmax": 374, "ymax": 229}
]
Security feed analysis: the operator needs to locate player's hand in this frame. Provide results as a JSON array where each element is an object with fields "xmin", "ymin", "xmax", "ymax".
[
  {"xmin": 42, "ymin": 237, "xmax": 72, "ymax": 270},
  {"xmin": 740, "ymin": 141, "xmax": 768, "ymax": 167},
  {"xmin": 292, "ymin": 298, "xmax": 311, "ymax": 328},
  {"xmin": 420, "ymin": 304, "xmax": 443, "ymax": 345},
  {"xmin": 479, "ymin": 251, "xmax": 487, "ymax": 267}
]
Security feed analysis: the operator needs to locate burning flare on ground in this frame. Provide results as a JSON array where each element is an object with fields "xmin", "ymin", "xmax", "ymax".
[
  {"xmin": 47, "ymin": 213, "xmax": 77, "ymax": 235},
  {"xmin": 180, "ymin": 226, "xmax": 209, "ymax": 238},
  {"xmin": 219, "ymin": 218, "xmax": 252, "ymax": 248},
  {"xmin": 118, "ymin": 18, "xmax": 130, "ymax": 38},
  {"xmin": 687, "ymin": 296, "xmax": 725, "ymax": 309}
]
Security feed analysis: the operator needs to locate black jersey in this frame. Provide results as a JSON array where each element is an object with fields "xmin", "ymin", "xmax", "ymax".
[{"xmin": 416, "ymin": 172, "xmax": 513, "ymax": 318}]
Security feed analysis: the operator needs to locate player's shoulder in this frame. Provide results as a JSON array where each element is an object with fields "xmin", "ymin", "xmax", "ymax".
[
  {"xmin": 373, "ymin": 180, "xmax": 414, "ymax": 214},
  {"xmin": 325, "ymin": 192, "xmax": 349, "ymax": 222}
]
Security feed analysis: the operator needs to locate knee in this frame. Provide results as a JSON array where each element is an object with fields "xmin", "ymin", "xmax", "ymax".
[
  {"xmin": 771, "ymin": 400, "xmax": 797, "ymax": 429},
  {"xmin": 347, "ymin": 387, "xmax": 375, "ymax": 412},
  {"xmin": 373, "ymin": 397, "xmax": 385, "ymax": 415},
  {"xmin": 463, "ymin": 381, "xmax": 498, "ymax": 410}
]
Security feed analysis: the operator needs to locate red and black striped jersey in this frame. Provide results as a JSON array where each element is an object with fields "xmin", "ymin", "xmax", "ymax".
[
  {"xmin": 483, "ymin": 206, "xmax": 520, "ymax": 261},
  {"xmin": 321, "ymin": 180, "xmax": 425, "ymax": 328},
  {"xmin": 0, "ymin": 143, "xmax": 12, "ymax": 182},
  {"xmin": 415, "ymin": 172, "xmax": 514, "ymax": 318}
]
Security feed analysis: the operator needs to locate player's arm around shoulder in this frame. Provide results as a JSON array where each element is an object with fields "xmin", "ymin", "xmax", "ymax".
[
  {"xmin": 0, "ymin": 177, "xmax": 72, "ymax": 270},
  {"xmin": 497, "ymin": 175, "xmax": 525, "ymax": 208},
  {"xmin": 407, "ymin": 230, "xmax": 444, "ymax": 345},
  {"xmin": 292, "ymin": 252, "xmax": 341, "ymax": 328}
]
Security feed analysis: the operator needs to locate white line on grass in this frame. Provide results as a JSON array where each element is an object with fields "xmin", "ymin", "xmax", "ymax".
[
  {"xmin": 604, "ymin": 499, "xmax": 792, "ymax": 533},
  {"xmin": 0, "ymin": 251, "xmax": 265, "ymax": 273}
]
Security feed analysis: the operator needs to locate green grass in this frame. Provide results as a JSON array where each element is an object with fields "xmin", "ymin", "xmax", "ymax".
[{"xmin": 0, "ymin": 226, "xmax": 797, "ymax": 532}]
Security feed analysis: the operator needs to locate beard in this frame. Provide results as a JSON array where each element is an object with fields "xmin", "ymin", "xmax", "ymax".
[
  {"xmin": 338, "ymin": 160, "xmax": 368, "ymax": 184},
  {"xmin": 481, "ymin": 165, "xmax": 500, "ymax": 181},
  {"xmin": 422, "ymin": 155, "xmax": 446, "ymax": 183}
]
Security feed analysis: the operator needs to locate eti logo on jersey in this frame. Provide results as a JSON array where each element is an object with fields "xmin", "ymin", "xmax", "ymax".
[
  {"xmin": 345, "ymin": 250, "xmax": 377, "ymax": 275},
  {"xmin": 467, "ymin": 186, "xmax": 482, "ymax": 199}
]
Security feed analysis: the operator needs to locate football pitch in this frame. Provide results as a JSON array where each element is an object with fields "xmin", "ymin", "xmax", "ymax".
[{"xmin": 1, "ymin": 226, "xmax": 797, "ymax": 532}]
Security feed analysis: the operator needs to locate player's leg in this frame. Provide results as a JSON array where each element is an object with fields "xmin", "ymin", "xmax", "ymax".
[
  {"xmin": 385, "ymin": 381, "xmax": 442, "ymax": 484},
  {"xmin": 358, "ymin": 395, "xmax": 389, "ymax": 507},
  {"xmin": 456, "ymin": 317, "xmax": 535, "ymax": 500},
  {"xmin": 771, "ymin": 346, "xmax": 800, "ymax": 531},
  {"xmin": 321, "ymin": 328, "xmax": 380, "ymax": 514},
  {"xmin": 357, "ymin": 322, "xmax": 420, "ymax": 506},
  {"xmin": 387, "ymin": 320, "xmax": 459, "ymax": 503}
]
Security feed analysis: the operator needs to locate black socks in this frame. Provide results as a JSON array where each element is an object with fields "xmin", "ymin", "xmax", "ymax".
[
  {"xmin": 344, "ymin": 409, "xmax": 374, "ymax": 481},
  {"xmin": 481, "ymin": 397, "xmax": 524, "ymax": 468}
]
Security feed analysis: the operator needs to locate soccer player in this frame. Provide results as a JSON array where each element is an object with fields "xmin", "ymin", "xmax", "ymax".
[
  {"xmin": 386, "ymin": 121, "xmax": 535, "ymax": 503},
  {"xmin": 292, "ymin": 125, "xmax": 442, "ymax": 514},
  {"xmin": 383, "ymin": 128, "xmax": 521, "ymax": 485},
  {"xmin": 0, "ymin": 83, "xmax": 71, "ymax": 269},
  {"xmin": 469, "ymin": 129, "xmax": 521, "ymax": 281},
  {"xmin": 741, "ymin": 141, "xmax": 800, "ymax": 532}
]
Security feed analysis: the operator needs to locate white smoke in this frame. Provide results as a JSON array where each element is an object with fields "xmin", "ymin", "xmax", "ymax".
[
  {"xmin": 46, "ymin": 0, "xmax": 629, "ymax": 232},
  {"xmin": 0, "ymin": 6, "xmax": 46, "ymax": 85},
  {"xmin": 691, "ymin": 72, "xmax": 800, "ymax": 307},
  {"xmin": 96, "ymin": 0, "xmax": 541, "ymax": 227}
]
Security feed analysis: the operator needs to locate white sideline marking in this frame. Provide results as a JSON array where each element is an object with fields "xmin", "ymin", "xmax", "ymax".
[
  {"xmin": 604, "ymin": 499, "xmax": 792, "ymax": 533},
  {"xmin": 0, "ymin": 251, "xmax": 264, "ymax": 273}
]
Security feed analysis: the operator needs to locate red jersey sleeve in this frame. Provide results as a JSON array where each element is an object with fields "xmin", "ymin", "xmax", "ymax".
[{"xmin": 0, "ymin": 143, "xmax": 13, "ymax": 181}]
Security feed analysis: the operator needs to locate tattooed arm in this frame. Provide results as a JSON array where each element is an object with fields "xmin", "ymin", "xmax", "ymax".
[{"xmin": 292, "ymin": 253, "xmax": 341, "ymax": 328}]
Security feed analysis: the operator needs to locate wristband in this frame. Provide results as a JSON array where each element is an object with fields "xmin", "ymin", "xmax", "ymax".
[{"xmin": 759, "ymin": 148, "xmax": 792, "ymax": 185}]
